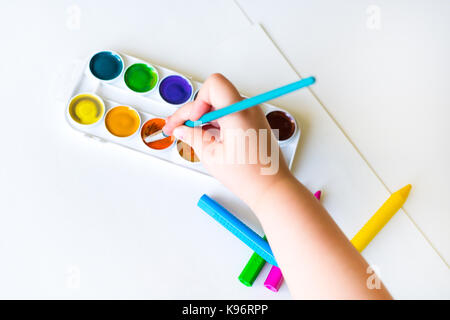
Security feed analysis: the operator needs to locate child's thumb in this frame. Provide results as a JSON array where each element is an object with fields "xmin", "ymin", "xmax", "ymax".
[{"xmin": 173, "ymin": 126, "xmax": 213, "ymax": 157}]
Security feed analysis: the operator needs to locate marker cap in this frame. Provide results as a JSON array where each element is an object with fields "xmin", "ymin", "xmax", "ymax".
[{"xmin": 264, "ymin": 266, "xmax": 283, "ymax": 292}]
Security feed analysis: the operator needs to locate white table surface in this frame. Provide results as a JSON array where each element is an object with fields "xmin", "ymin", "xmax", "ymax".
[{"xmin": 0, "ymin": 0, "xmax": 448, "ymax": 299}]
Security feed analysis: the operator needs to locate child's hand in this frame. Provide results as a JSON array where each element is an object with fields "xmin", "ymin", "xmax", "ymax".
[{"xmin": 163, "ymin": 73, "xmax": 292, "ymax": 208}]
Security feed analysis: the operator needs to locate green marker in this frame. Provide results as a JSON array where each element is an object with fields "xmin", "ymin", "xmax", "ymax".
[{"xmin": 238, "ymin": 236, "xmax": 267, "ymax": 287}]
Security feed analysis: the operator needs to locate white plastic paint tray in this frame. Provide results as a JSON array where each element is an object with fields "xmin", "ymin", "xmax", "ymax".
[{"xmin": 66, "ymin": 51, "xmax": 301, "ymax": 175}]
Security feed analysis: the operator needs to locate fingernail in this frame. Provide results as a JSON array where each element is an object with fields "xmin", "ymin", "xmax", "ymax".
[{"xmin": 173, "ymin": 127, "xmax": 184, "ymax": 140}]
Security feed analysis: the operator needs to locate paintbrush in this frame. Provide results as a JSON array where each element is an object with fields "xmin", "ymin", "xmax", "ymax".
[
  {"xmin": 145, "ymin": 76, "xmax": 315, "ymax": 143},
  {"xmin": 144, "ymin": 128, "xmax": 167, "ymax": 143}
]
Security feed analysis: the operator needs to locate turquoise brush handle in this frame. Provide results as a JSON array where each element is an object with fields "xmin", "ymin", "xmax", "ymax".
[{"xmin": 184, "ymin": 76, "xmax": 315, "ymax": 127}]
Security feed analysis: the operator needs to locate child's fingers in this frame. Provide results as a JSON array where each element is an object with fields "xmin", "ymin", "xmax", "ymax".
[
  {"xmin": 196, "ymin": 73, "xmax": 242, "ymax": 109},
  {"xmin": 163, "ymin": 99, "xmax": 211, "ymax": 135},
  {"xmin": 162, "ymin": 102, "xmax": 193, "ymax": 135},
  {"xmin": 195, "ymin": 73, "xmax": 246, "ymax": 129},
  {"xmin": 164, "ymin": 73, "xmax": 242, "ymax": 135},
  {"xmin": 189, "ymin": 99, "xmax": 212, "ymax": 122}
]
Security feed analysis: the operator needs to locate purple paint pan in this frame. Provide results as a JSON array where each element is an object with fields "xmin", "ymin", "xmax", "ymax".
[{"xmin": 159, "ymin": 75, "xmax": 193, "ymax": 105}]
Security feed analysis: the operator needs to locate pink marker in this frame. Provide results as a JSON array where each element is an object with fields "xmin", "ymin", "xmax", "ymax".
[{"xmin": 264, "ymin": 190, "xmax": 322, "ymax": 292}]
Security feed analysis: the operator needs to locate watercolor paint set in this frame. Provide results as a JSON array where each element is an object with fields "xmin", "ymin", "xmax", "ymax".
[{"xmin": 66, "ymin": 51, "xmax": 301, "ymax": 175}]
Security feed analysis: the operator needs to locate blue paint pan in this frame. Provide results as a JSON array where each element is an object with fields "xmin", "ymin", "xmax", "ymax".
[{"xmin": 89, "ymin": 51, "xmax": 124, "ymax": 81}]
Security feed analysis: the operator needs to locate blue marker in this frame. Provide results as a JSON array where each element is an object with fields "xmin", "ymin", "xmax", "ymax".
[{"xmin": 197, "ymin": 194, "xmax": 278, "ymax": 267}]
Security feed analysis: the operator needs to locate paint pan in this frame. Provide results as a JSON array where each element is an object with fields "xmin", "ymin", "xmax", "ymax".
[
  {"xmin": 124, "ymin": 63, "xmax": 159, "ymax": 94},
  {"xmin": 68, "ymin": 93, "xmax": 105, "ymax": 125},
  {"xmin": 177, "ymin": 140, "xmax": 200, "ymax": 163},
  {"xmin": 141, "ymin": 118, "xmax": 175, "ymax": 150},
  {"xmin": 159, "ymin": 75, "xmax": 193, "ymax": 105},
  {"xmin": 67, "ymin": 51, "xmax": 301, "ymax": 176},
  {"xmin": 265, "ymin": 110, "xmax": 297, "ymax": 142},
  {"xmin": 89, "ymin": 51, "xmax": 124, "ymax": 81},
  {"xmin": 105, "ymin": 106, "xmax": 141, "ymax": 138}
]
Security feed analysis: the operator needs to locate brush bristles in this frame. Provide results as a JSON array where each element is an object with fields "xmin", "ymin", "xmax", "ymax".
[{"xmin": 144, "ymin": 130, "xmax": 168, "ymax": 143}]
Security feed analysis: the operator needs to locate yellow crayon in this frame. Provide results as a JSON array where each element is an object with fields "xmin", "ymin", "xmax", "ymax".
[{"xmin": 351, "ymin": 184, "xmax": 412, "ymax": 252}]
